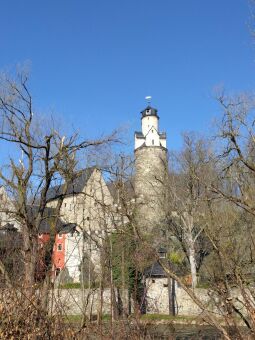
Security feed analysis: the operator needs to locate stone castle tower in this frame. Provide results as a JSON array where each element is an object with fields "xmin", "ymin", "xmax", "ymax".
[{"xmin": 134, "ymin": 105, "xmax": 168, "ymax": 234}]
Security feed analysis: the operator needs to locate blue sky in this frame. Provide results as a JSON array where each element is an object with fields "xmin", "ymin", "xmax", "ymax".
[{"xmin": 0, "ymin": 0, "xmax": 254, "ymax": 153}]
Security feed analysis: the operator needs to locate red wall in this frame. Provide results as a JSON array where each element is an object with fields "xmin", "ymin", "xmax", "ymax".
[
  {"xmin": 38, "ymin": 233, "xmax": 66, "ymax": 276},
  {"xmin": 52, "ymin": 233, "xmax": 65, "ymax": 270}
]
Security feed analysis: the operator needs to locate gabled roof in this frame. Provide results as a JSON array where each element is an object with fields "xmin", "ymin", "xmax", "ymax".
[{"xmin": 46, "ymin": 167, "xmax": 95, "ymax": 201}]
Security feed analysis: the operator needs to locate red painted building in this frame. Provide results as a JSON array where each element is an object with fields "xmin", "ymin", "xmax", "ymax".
[{"xmin": 37, "ymin": 223, "xmax": 77, "ymax": 280}]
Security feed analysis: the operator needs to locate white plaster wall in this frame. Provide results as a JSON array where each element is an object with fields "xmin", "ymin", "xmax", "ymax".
[
  {"xmin": 142, "ymin": 115, "xmax": 159, "ymax": 136},
  {"xmin": 47, "ymin": 169, "xmax": 114, "ymax": 233},
  {"xmin": 65, "ymin": 232, "xmax": 83, "ymax": 282},
  {"xmin": 160, "ymin": 137, "xmax": 166, "ymax": 148},
  {"xmin": 135, "ymin": 135, "xmax": 145, "ymax": 149},
  {"xmin": 146, "ymin": 278, "xmax": 170, "ymax": 314},
  {"xmin": 0, "ymin": 186, "xmax": 21, "ymax": 231},
  {"xmin": 145, "ymin": 128, "xmax": 160, "ymax": 147},
  {"xmin": 145, "ymin": 279, "xmax": 211, "ymax": 316}
]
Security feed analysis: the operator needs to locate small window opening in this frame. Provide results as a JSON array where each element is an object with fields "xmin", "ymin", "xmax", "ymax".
[
  {"xmin": 163, "ymin": 283, "xmax": 168, "ymax": 288},
  {"xmin": 152, "ymin": 279, "xmax": 155, "ymax": 283},
  {"xmin": 159, "ymin": 252, "xmax": 166, "ymax": 259},
  {"xmin": 57, "ymin": 244, "xmax": 62, "ymax": 251},
  {"xmin": 152, "ymin": 140, "xmax": 154, "ymax": 145}
]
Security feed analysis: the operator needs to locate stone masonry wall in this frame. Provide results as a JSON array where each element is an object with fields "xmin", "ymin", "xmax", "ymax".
[
  {"xmin": 135, "ymin": 146, "xmax": 167, "ymax": 234},
  {"xmin": 51, "ymin": 286, "xmax": 211, "ymax": 317}
]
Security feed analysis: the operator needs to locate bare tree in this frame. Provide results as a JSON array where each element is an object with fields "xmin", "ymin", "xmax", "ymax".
[
  {"xmin": 212, "ymin": 92, "xmax": 255, "ymax": 216},
  {"xmin": 0, "ymin": 70, "xmax": 118, "ymax": 304},
  {"xmin": 164, "ymin": 133, "xmax": 214, "ymax": 288}
]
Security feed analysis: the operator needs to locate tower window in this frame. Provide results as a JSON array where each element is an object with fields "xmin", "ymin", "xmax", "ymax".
[
  {"xmin": 152, "ymin": 130, "xmax": 154, "ymax": 133},
  {"xmin": 152, "ymin": 140, "xmax": 154, "ymax": 145},
  {"xmin": 57, "ymin": 244, "xmax": 62, "ymax": 251}
]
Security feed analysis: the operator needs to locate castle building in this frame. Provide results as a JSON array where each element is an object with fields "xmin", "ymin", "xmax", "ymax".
[
  {"xmin": 45, "ymin": 167, "xmax": 114, "ymax": 282},
  {"xmin": 134, "ymin": 105, "xmax": 168, "ymax": 235}
]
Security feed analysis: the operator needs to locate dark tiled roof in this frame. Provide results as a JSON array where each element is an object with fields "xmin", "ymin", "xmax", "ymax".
[
  {"xmin": 46, "ymin": 167, "xmax": 95, "ymax": 201},
  {"xmin": 144, "ymin": 261, "xmax": 167, "ymax": 278},
  {"xmin": 59, "ymin": 223, "xmax": 78, "ymax": 235},
  {"xmin": 38, "ymin": 216, "xmax": 63, "ymax": 234},
  {"xmin": 159, "ymin": 132, "xmax": 166, "ymax": 139},
  {"xmin": 135, "ymin": 131, "xmax": 144, "ymax": 139},
  {"xmin": 26, "ymin": 206, "xmax": 64, "ymax": 234},
  {"xmin": 141, "ymin": 105, "xmax": 158, "ymax": 118},
  {"xmin": 106, "ymin": 180, "xmax": 135, "ymax": 202}
]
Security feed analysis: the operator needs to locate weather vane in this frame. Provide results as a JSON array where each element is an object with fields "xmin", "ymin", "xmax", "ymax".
[{"xmin": 145, "ymin": 96, "xmax": 152, "ymax": 105}]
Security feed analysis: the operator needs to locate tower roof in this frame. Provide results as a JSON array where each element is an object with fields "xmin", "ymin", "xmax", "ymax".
[{"xmin": 140, "ymin": 105, "xmax": 158, "ymax": 118}]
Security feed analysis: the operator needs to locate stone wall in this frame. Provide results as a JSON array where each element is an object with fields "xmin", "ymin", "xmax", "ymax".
[
  {"xmin": 51, "ymin": 288, "xmax": 129, "ymax": 316},
  {"xmin": 134, "ymin": 146, "xmax": 167, "ymax": 234},
  {"xmin": 51, "ymin": 286, "xmax": 211, "ymax": 317},
  {"xmin": 145, "ymin": 277, "xmax": 210, "ymax": 316}
]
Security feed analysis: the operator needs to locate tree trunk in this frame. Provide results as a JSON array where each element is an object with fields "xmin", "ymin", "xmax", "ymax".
[
  {"xmin": 23, "ymin": 229, "xmax": 37, "ymax": 298},
  {"xmin": 189, "ymin": 243, "xmax": 198, "ymax": 289},
  {"xmin": 183, "ymin": 213, "xmax": 198, "ymax": 289}
]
